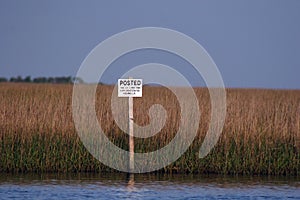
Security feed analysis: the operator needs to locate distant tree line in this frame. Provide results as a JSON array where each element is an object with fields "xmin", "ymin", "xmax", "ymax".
[{"xmin": 0, "ymin": 76, "xmax": 84, "ymax": 84}]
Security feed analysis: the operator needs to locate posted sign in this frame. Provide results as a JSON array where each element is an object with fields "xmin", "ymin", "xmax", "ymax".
[{"xmin": 118, "ymin": 79, "xmax": 143, "ymax": 97}]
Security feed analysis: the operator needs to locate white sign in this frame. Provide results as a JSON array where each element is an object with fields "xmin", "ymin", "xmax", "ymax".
[{"xmin": 118, "ymin": 79, "xmax": 143, "ymax": 97}]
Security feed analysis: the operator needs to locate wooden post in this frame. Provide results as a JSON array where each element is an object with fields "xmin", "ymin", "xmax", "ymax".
[{"xmin": 128, "ymin": 80, "xmax": 134, "ymax": 173}]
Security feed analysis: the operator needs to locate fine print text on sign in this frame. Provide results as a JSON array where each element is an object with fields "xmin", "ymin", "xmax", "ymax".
[{"xmin": 118, "ymin": 79, "xmax": 143, "ymax": 97}]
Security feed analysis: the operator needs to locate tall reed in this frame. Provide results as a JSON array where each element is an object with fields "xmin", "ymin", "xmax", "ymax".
[{"xmin": 0, "ymin": 83, "xmax": 299, "ymax": 175}]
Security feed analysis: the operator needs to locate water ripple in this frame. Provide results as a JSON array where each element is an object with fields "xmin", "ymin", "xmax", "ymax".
[{"xmin": 0, "ymin": 174, "xmax": 299, "ymax": 200}]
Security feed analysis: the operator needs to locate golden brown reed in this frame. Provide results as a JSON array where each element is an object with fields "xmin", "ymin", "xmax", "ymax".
[{"xmin": 0, "ymin": 83, "xmax": 299, "ymax": 175}]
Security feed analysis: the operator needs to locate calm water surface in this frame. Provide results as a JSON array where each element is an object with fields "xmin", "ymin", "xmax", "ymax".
[{"xmin": 0, "ymin": 173, "xmax": 299, "ymax": 199}]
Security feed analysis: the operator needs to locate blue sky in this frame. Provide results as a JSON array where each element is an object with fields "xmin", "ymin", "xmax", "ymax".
[{"xmin": 0, "ymin": 0, "xmax": 299, "ymax": 89}]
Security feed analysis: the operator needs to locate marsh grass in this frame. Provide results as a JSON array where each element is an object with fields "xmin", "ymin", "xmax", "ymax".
[{"xmin": 0, "ymin": 83, "xmax": 299, "ymax": 175}]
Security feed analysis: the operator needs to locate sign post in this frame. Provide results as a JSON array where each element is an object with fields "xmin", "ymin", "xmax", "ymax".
[
  {"xmin": 128, "ymin": 94, "xmax": 134, "ymax": 172},
  {"xmin": 118, "ymin": 78, "xmax": 143, "ymax": 173}
]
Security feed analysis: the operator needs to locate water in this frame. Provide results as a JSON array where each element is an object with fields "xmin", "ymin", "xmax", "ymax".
[{"xmin": 0, "ymin": 173, "xmax": 299, "ymax": 199}]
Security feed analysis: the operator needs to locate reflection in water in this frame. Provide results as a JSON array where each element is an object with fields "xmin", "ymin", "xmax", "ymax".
[
  {"xmin": 126, "ymin": 173, "xmax": 135, "ymax": 191},
  {"xmin": 0, "ymin": 173, "xmax": 299, "ymax": 199}
]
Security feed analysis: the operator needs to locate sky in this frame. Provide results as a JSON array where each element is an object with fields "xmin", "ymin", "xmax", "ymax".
[{"xmin": 0, "ymin": 0, "xmax": 299, "ymax": 89}]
